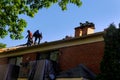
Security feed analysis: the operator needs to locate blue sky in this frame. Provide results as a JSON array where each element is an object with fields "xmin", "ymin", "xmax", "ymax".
[{"xmin": 0, "ymin": 0, "xmax": 120, "ymax": 47}]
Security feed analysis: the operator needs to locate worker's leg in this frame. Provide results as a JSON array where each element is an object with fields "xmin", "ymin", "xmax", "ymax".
[
  {"xmin": 27, "ymin": 39, "xmax": 31, "ymax": 46},
  {"xmin": 34, "ymin": 37, "xmax": 37, "ymax": 44},
  {"xmin": 38, "ymin": 37, "xmax": 40, "ymax": 44}
]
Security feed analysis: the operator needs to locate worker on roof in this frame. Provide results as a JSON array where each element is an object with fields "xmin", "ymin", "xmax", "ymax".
[
  {"xmin": 33, "ymin": 30, "xmax": 42, "ymax": 45},
  {"xmin": 26, "ymin": 30, "xmax": 33, "ymax": 46}
]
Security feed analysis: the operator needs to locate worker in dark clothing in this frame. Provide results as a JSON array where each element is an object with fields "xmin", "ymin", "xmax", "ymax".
[
  {"xmin": 26, "ymin": 30, "xmax": 33, "ymax": 46},
  {"xmin": 33, "ymin": 30, "xmax": 42, "ymax": 45}
]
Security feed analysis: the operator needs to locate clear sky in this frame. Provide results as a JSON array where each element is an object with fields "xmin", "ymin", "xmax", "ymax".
[{"xmin": 0, "ymin": 0, "xmax": 120, "ymax": 48}]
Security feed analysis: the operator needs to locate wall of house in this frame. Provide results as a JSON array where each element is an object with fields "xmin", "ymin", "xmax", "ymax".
[
  {"xmin": 22, "ymin": 53, "xmax": 37, "ymax": 63},
  {"xmin": 0, "ymin": 41, "xmax": 104, "ymax": 75},
  {"xmin": 0, "ymin": 58, "xmax": 8, "ymax": 64},
  {"xmin": 0, "ymin": 58, "xmax": 8, "ymax": 65},
  {"xmin": 59, "ymin": 41, "xmax": 104, "ymax": 74}
]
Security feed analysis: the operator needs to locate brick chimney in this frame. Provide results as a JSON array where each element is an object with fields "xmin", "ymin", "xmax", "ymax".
[{"xmin": 74, "ymin": 21, "xmax": 95, "ymax": 37}]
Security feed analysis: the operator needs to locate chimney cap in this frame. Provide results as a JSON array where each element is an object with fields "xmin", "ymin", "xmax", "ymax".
[
  {"xmin": 75, "ymin": 21, "xmax": 95, "ymax": 30},
  {"xmin": 80, "ymin": 21, "xmax": 95, "ymax": 29}
]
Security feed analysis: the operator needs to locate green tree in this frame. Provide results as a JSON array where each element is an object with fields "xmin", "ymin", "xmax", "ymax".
[
  {"xmin": 0, "ymin": 43, "xmax": 6, "ymax": 48},
  {"xmin": 97, "ymin": 23, "xmax": 120, "ymax": 80},
  {"xmin": 0, "ymin": 0, "xmax": 82, "ymax": 40}
]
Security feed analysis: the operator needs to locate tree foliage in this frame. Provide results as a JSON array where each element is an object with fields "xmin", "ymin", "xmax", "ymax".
[
  {"xmin": 97, "ymin": 23, "xmax": 120, "ymax": 80},
  {"xmin": 0, "ymin": 0, "xmax": 82, "ymax": 40},
  {"xmin": 0, "ymin": 43, "xmax": 6, "ymax": 48}
]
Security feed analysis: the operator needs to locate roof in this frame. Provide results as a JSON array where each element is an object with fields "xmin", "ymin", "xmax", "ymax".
[{"xmin": 0, "ymin": 32, "xmax": 104, "ymax": 58}]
